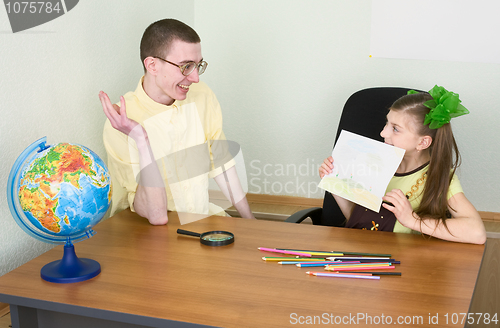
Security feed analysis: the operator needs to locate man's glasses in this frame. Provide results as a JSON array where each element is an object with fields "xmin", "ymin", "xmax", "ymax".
[{"xmin": 153, "ymin": 56, "xmax": 208, "ymax": 76}]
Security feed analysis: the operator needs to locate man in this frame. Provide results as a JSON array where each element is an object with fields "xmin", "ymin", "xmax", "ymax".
[{"xmin": 100, "ymin": 19, "xmax": 255, "ymax": 225}]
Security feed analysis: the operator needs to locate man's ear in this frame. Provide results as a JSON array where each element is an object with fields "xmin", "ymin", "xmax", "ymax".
[
  {"xmin": 418, "ymin": 135, "xmax": 433, "ymax": 151},
  {"xmin": 144, "ymin": 57, "xmax": 158, "ymax": 76}
]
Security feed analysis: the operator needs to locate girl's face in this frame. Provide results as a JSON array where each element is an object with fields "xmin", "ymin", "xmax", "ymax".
[{"xmin": 380, "ymin": 110, "xmax": 424, "ymax": 154}]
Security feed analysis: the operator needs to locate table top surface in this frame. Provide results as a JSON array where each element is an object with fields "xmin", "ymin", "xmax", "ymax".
[{"xmin": 0, "ymin": 210, "xmax": 485, "ymax": 327}]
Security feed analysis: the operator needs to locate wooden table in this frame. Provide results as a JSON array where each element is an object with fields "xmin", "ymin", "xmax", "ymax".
[{"xmin": 0, "ymin": 210, "xmax": 486, "ymax": 327}]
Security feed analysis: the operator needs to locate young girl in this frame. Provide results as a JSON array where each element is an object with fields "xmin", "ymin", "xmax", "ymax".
[{"xmin": 319, "ymin": 86, "xmax": 486, "ymax": 244}]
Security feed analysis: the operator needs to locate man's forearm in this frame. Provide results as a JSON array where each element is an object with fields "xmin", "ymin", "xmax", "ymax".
[
  {"xmin": 131, "ymin": 129, "xmax": 168, "ymax": 225},
  {"xmin": 232, "ymin": 196, "xmax": 255, "ymax": 219},
  {"xmin": 214, "ymin": 166, "xmax": 255, "ymax": 219},
  {"xmin": 133, "ymin": 184, "xmax": 168, "ymax": 225}
]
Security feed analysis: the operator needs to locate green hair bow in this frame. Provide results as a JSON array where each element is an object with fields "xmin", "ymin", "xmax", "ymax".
[{"xmin": 407, "ymin": 85, "xmax": 470, "ymax": 129}]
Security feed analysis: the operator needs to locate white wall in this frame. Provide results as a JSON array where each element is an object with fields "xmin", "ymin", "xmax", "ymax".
[
  {"xmin": 195, "ymin": 0, "xmax": 500, "ymax": 210},
  {"xmin": 0, "ymin": 0, "xmax": 194, "ymax": 276}
]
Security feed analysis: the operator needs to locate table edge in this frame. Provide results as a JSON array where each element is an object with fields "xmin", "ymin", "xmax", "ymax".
[{"xmin": 0, "ymin": 293, "xmax": 216, "ymax": 328}]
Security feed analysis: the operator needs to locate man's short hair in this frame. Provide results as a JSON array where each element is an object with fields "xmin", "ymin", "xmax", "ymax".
[{"xmin": 140, "ymin": 19, "xmax": 201, "ymax": 71}]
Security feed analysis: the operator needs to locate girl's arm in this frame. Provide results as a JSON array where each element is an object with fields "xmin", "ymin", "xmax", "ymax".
[
  {"xmin": 319, "ymin": 156, "xmax": 356, "ymax": 220},
  {"xmin": 382, "ymin": 190, "xmax": 486, "ymax": 244}
]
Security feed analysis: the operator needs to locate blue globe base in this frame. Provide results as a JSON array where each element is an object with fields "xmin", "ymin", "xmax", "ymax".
[{"xmin": 41, "ymin": 244, "xmax": 101, "ymax": 283}]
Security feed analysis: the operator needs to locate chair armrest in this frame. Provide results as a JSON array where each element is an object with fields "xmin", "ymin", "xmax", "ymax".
[{"xmin": 284, "ymin": 207, "xmax": 322, "ymax": 224}]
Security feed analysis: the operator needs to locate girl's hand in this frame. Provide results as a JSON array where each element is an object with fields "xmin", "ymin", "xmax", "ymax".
[
  {"xmin": 382, "ymin": 189, "xmax": 417, "ymax": 228},
  {"xmin": 319, "ymin": 156, "xmax": 334, "ymax": 179}
]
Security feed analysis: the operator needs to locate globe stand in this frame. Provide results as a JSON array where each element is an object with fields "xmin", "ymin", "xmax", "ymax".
[{"xmin": 40, "ymin": 239, "xmax": 101, "ymax": 283}]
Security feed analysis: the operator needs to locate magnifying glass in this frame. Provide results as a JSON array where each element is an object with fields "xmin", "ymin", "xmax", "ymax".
[{"xmin": 177, "ymin": 229, "xmax": 235, "ymax": 246}]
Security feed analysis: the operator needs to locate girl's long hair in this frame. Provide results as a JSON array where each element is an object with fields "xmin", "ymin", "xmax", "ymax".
[{"xmin": 390, "ymin": 93, "xmax": 461, "ymax": 232}]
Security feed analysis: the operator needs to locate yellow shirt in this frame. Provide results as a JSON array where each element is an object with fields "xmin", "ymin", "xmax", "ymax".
[
  {"xmin": 347, "ymin": 164, "xmax": 464, "ymax": 233},
  {"xmin": 103, "ymin": 77, "xmax": 233, "ymax": 217},
  {"xmin": 388, "ymin": 165, "xmax": 463, "ymax": 233}
]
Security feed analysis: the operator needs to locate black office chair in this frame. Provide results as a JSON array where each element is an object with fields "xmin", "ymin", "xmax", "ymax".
[{"xmin": 285, "ymin": 87, "xmax": 421, "ymax": 227}]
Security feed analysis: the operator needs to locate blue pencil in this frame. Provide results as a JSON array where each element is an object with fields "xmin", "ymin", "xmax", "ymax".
[{"xmin": 297, "ymin": 261, "xmax": 361, "ymax": 267}]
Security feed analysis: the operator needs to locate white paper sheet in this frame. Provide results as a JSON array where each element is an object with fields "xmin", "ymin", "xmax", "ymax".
[{"xmin": 318, "ymin": 130, "xmax": 405, "ymax": 212}]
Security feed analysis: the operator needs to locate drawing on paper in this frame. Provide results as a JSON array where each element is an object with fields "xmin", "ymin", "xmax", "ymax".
[{"xmin": 318, "ymin": 130, "xmax": 405, "ymax": 212}]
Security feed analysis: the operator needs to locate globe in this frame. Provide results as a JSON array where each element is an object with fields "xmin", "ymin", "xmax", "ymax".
[{"xmin": 7, "ymin": 137, "xmax": 112, "ymax": 283}]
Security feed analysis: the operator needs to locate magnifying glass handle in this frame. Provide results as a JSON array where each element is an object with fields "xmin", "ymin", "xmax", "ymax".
[{"xmin": 177, "ymin": 229, "xmax": 201, "ymax": 237}]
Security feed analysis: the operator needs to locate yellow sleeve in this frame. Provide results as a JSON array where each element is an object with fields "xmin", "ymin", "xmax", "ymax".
[
  {"xmin": 103, "ymin": 120, "xmax": 140, "ymax": 215},
  {"xmin": 447, "ymin": 174, "xmax": 464, "ymax": 199},
  {"xmin": 202, "ymin": 84, "xmax": 236, "ymax": 178}
]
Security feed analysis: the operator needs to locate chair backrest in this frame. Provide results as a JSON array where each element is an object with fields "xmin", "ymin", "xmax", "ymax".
[{"xmin": 319, "ymin": 87, "xmax": 420, "ymax": 227}]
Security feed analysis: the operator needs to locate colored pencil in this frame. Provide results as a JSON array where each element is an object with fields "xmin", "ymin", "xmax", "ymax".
[
  {"xmin": 262, "ymin": 257, "xmax": 325, "ymax": 262},
  {"xmin": 340, "ymin": 271, "xmax": 402, "ymax": 276},
  {"xmin": 325, "ymin": 264, "xmax": 393, "ymax": 269},
  {"xmin": 325, "ymin": 262, "xmax": 391, "ymax": 266},
  {"xmin": 325, "ymin": 266, "xmax": 395, "ymax": 271},
  {"xmin": 335, "ymin": 251, "xmax": 391, "ymax": 257},
  {"xmin": 278, "ymin": 261, "xmax": 350, "ymax": 265},
  {"xmin": 340, "ymin": 259, "xmax": 399, "ymax": 264},
  {"xmin": 324, "ymin": 264, "xmax": 392, "ymax": 269},
  {"xmin": 296, "ymin": 261, "xmax": 360, "ymax": 267},
  {"xmin": 327, "ymin": 272, "xmax": 373, "ymax": 276},
  {"xmin": 329, "ymin": 258, "xmax": 400, "ymax": 264},
  {"xmin": 309, "ymin": 271, "xmax": 373, "ymax": 276},
  {"xmin": 278, "ymin": 248, "xmax": 391, "ymax": 257},
  {"xmin": 330, "ymin": 257, "xmax": 398, "ymax": 262},
  {"xmin": 280, "ymin": 250, "xmax": 343, "ymax": 256},
  {"xmin": 338, "ymin": 260, "xmax": 399, "ymax": 265},
  {"xmin": 258, "ymin": 247, "xmax": 312, "ymax": 257},
  {"xmin": 307, "ymin": 271, "xmax": 380, "ymax": 280},
  {"xmin": 326, "ymin": 257, "xmax": 391, "ymax": 261}
]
